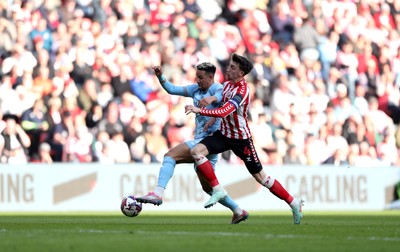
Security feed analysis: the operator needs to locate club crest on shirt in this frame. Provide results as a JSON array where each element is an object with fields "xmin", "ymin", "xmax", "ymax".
[{"xmin": 224, "ymin": 89, "xmax": 236, "ymax": 100}]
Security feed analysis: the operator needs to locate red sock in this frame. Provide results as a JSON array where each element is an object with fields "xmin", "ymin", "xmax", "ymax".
[
  {"xmin": 269, "ymin": 180, "xmax": 293, "ymax": 204},
  {"xmin": 196, "ymin": 160, "xmax": 220, "ymax": 187}
]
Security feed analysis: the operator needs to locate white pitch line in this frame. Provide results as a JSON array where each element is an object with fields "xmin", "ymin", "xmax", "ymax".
[
  {"xmin": 79, "ymin": 229, "xmax": 124, "ymax": 234},
  {"xmin": 79, "ymin": 229, "xmax": 319, "ymax": 239},
  {"xmin": 77, "ymin": 229, "xmax": 400, "ymax": 242},
  {"xmin": 136, "ymin": 230, "xmax": 315, "ymax": 239},
  {"xmin": 347, "ymin": 236, "xmax": 400, "ymax": 241}
]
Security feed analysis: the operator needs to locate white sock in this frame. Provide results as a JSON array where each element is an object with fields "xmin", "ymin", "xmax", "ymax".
[
  {"xmin": 289, "ymin": 198, "xmax": 299, "ymax": 209},
  {"xmin": 233, "ymin": 207, "xmax": 243, "ymax": 215},
  {"xmin": 261, "ymin": 175, "xmax": 275, "ymax": 189},
  {"xmin": 154, "ymin": 186, "xmax": 165, "ymax": 197},
  {"xmin": 212, "ymin": 184, "xmax": 223, "ymax": 192}
]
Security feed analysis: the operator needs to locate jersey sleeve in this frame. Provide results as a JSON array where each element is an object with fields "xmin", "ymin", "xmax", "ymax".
[
  {"xmin": 161, "ymin": 80, "xmax": 193, "ymax": 97},
  {"xmin": 199, "ymin": 96, "xmax": 239, "ymax": 117}
]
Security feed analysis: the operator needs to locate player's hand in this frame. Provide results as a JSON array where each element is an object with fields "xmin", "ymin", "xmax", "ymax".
[
  {"xmin": 198, "ymin": 96, "xmax": 217, "ymax": 108},
  {"xmin": 152, "ymin": 66, "xmax": 163, "ymax": 77},
  {"xmin": 185, "ymin": 105, "xmax": 200, "ymax": 115},
  {"xmin": 204, "ymin": 117, "xmax": 216, "ymax": 131}
]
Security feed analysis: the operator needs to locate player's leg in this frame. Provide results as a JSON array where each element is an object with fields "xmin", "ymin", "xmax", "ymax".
[
  {"xmin": 253, "ymin": 169, "xmax": 304, "ymax": 224},
  {"xmin": 191, "ymin": 131, "xmax": 230, "ymax": 208},
  {"xmin": 136, "ymin": 143, "xmax": 192, "ymax": 205},
  {"xmin": 196, "ymin": 154, "xmax": 249, "ymax": 224},
  {"xmin": 156, "ymin": 142, "xmax": 193, "ymax": 191},
  {"xmin": 232, "ymin": 137, "xmax": 304, "ymax": 224}
]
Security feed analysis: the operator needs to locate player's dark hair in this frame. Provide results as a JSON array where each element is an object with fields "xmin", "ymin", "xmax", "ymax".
[
  {"xmin": 196, "ymin": 62, "xmax": 216, "ymax": 75},
  {"xmin": 232, "ymin": 53, "xmax": 253, "ymax": 76}
]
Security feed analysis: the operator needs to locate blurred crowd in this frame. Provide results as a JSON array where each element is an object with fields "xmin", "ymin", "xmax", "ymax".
[{"xmin": 0, "ymin": 0, "xmax": 400, "ymax": 167}]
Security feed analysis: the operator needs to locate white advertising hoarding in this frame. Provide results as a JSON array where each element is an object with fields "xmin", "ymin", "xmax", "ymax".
[{"xmin": 0, "ymin": 164, "xmax": 399, "ymax": 212}]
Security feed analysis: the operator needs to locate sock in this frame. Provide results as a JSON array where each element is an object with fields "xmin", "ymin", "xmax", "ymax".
[
  {"xmin": 212, "ymin": 184, "xmax": 223, "ymax": 192},
  {"xmin": 207, "ymin": 191, "xmax": 241, "ymax": 214},
  {"xmin": 262, "ymin": 175, "xmax": 294, "ymax": 205},
  {"xmin": 233, "ymin": 207, "xmax": 244, "ymax": 215},
  {"xmin": 154, "ymin": 186, "xmax": 165, "ymax": 197},
  {"xmin": 194, "ymin": 154, "xmax": 220, "ymax": 187},
  {"xmin": 289, "ymin": 198, "xmax": 299, "ymax": 209},
  {"xmin": 157, "ymin": 156, "xmax": 176, "ymax": 190}
]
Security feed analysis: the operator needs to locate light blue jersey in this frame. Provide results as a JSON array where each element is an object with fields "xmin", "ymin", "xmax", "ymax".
[{"xmin": 162, "ymin": 80, "xmax": 223, "ymax": 140}]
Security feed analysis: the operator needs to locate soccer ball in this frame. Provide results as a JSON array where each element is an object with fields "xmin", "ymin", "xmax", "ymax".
[{"xmin": 120, "ymin": 195, "xmax": 142, "ymax": 217}]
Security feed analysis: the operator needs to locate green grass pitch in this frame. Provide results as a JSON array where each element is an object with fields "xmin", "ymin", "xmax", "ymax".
[{"xmin": 0, "ymin": 211, "xmax": 399, "ymax": 252}]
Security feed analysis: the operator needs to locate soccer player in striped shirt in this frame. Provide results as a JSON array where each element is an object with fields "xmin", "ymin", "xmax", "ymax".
[
  {"xmin": 137, "ymin": 63, "xmax": 249, "ymax": 224},
  {"xmin": 185, "ymin": 53, "xmax": 304, "ymax": 224}
]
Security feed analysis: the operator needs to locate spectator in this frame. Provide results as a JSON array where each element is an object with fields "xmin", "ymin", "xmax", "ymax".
[
  {"xmin": 107, "ymin": 131, "xmax": 131, "ymax": 163},
  {"xmin": 49, "ymin": 110, "xmax": 74, "ymax": 162},
  {"xmin": 85, "ymin": 102, "xmax": 103, "ymax": 130},
  {"xmin": 322, "ymin": 147, "xmax": 349, "ymax": 166},
  {"xmin": 123, "ymin": 115, "xmax": 144, "ymax": 147},
  {"xmin": 65, "ymin": 125, "xmax": 93, "ymax": 163},
  {"xmin": 31, "ymin": 142, "xmax": 53, "ymax": 164},
  {"xmin": 29, "ymin": 17, "xmax": 52, "ymax": 52},
  {"xmin": 270, "ymin": 73, "xmax": 294, "ymax": 114},
  {"xmin": 130, "ymin": 62, "xmax": 157, "ymax": 104},
  {"xmin": 293, "ymin": 16, "xmax": 320, "ymax": 62},
  {"xmin": 20, "ymin": 98, "xmax": 50, "ymax": 157},
  {"xmin": 70, "ymin": 41, "xmax": 93, "ymax": 88},
  {"xmin": 335, "ymin": 40, "xmax": 359, "ymax": 101},
  {"xmin": 283, "ymin": 144, "xmax": 306, "ymax": 165},
  {"xmin": 97, "ymin": 100, "xmax": 124, "ymax": 136},
  {"xmin": 96, "ymin": 83, "xmax": 114, "ymax": 109},
  {"xmin": 144, "ymin": 123, "xmax": 168, "ymax": 163},
  {"xmin": 318, "ymin": 30, "xmax": 339, "ymax": 81},
  {"xmin": 77, "ymin": 78, "xmax": 98, "ymax": 113},
  {"xmin": 373, "ymin": 3, "xmax": 395, "ymax": 30},
  {"xmin": 351, "ymin": 141, "xmax": 378, "ymax": 167},
  {"xmin": 376, "ymin": 128, "xmax": 398, "ymax": 165},
  {"xmin": 270, "ymin": 1, "xmax": 295, "ymax": 44},
  {"xmin": 0, "ymin": 114, "xmax": 31, "ymax": 164},
  {"xmin": 110, "ymin": 64, "xmax": 134, "ymax": 98},
  {"xmin": 0, "ymin": 17, "xmax": 17, "ymax": 59},
  {"xmin": 356, "ymin": 41, "xmax": 378, "ymax": 75},
  {"xmin": 280, "ymin": 42, "xmax": 301, "ymax": 76},
  {"xmin": 92, "ymin": 130, "xmax": 110, "ymax": 163},
  {"xmin": 358, "ymin": 58, "xmax": 380, "ymax": 100},
  {"xmin": 32, "ymin": 65, "xmax": 53, "ymax": 97},
  {"xmin": 32, "ymin": 49, "xmax": 54, "ymax": 78},
  {"xmin": 131, "ymin": 134, "xmax": 152, "ymax": 163},
  {"xmin": 117, "ymin": 92, "xmax": 139, "ymax": 125},
  {"xmin": 366, "ymin": 96, "xmax": 394, "ymax": 135},
  {"xmin": 326, "ymin": 122, "xmax": 348, "ymax": 157}
]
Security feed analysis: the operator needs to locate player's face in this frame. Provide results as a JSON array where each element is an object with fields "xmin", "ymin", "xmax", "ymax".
[
  {"xmin": 226, "ymin": 61, "xmax": 243, "ymax": 82},
  {"xmin": 196, "ymin": 70, "xmax": 212, "ymax": 91}
]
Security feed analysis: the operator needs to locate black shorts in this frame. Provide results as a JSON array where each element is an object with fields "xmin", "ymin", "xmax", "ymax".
[{"xmin": 200, "ymin": 130, "xmax": 263, "ymax": 174}]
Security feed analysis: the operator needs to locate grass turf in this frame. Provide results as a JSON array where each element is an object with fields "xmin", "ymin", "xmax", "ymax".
[{"xmin": 0, "ymin": 211, "xmax": 399, "ymax": 252}]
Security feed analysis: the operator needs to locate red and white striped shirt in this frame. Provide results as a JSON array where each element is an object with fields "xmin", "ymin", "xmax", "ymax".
[{"xmin": 200, "ymin": 79, "xmax": 251, "ymax": 139}]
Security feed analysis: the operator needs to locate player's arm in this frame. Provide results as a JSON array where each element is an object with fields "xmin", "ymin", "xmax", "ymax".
[
  {"xmin": 153, "ymin": 66, "xmax": 189, "ymax": 96},
  {"xmin": 200, "ymin": 95, "xmax": 239, "ymax": 117},
  {"xmin": 185, "ymin": 94, "xmax": 240, "ymax": 117},
  {"xmin": 198, "ymin": 85, "xmax": 223, "ymax": 108},
  {"xmin": 160, "ymin": 79, "xmax": 189, "ymax": 96},
  {"xmin": 203, "ymin": 117, "xmax": 217, "ymax": 131}
]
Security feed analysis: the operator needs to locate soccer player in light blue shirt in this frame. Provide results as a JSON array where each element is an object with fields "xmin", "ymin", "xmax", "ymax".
[{"xmin": 137, "ymin": 63, "xmax": 249, "ymax": 224}]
